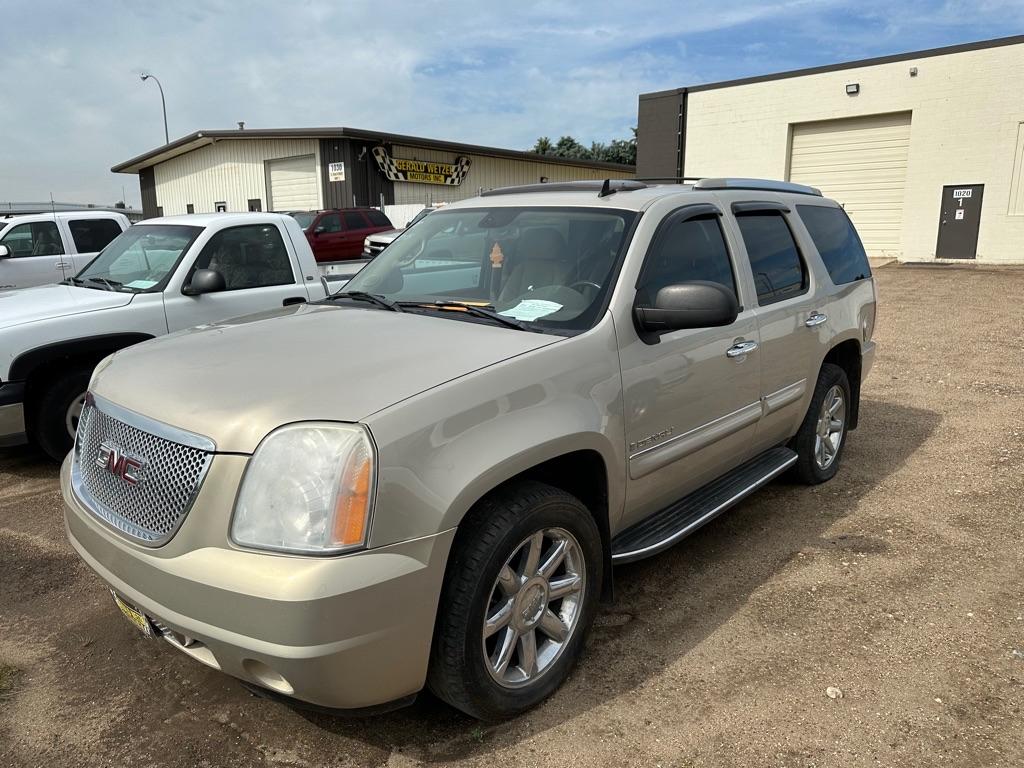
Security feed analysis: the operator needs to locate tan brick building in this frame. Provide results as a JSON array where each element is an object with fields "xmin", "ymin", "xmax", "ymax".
[{"xmin": 637, "ymin": 36, "xmax": 1024, "ymax": 263}]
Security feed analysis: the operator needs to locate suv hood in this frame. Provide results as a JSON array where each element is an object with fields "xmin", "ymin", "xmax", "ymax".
[
  {"xmin": 0, "ymin": 284, "xmax": 134, "ymax": 330},
  {"xmin": 90, "ymin": 303, "xmax": 561, "ymax": 453}
]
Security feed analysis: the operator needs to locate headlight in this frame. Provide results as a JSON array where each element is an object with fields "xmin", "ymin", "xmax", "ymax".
[{"xmin": 231, "ymin": 423, "xmax": 375, "ymax": 555}]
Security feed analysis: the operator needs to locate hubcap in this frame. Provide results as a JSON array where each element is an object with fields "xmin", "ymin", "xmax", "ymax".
[
  {"xmin": 65, "ymin": 392, "xmax": 87, "ymax": 440},
  {"xmin": 814, "ymin": 384, "xmax": 846, "ymax": 470},
  {"xmin": 482, "ymin": 527, "xmax": 586, "ymax": 689}
]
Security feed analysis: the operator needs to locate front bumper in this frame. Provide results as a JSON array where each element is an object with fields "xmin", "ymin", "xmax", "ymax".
[
  {"xmin": 61, "ymin": 458, "xmax": 455, "ymax": 710},
  {"xmin": 0, "ymin": 381, "xmax": 27, "ymax": 446}
]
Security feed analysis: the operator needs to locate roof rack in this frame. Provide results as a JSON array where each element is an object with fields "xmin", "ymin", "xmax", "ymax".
[
  {"xmin": 634, "ymin": 177, "xmax": 705, "ymax": 183},
  {"xmin": 693, "ymin": 178, "xmax": 822, "ymax": 196},
  {"xmin": 480, "ymin": 179, "xmax": 648, "ymax": 198}
]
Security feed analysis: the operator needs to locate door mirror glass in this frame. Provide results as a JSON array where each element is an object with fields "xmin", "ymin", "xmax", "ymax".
[
  {"xmin": 184, "ymin": 268, "xmax": 226, "ymax": 296},
  {"xmin": 313, "ymin": 226, "xmax": 325, "ymax": 235},
  {"xmin": 0, "ymin": 244, "xmax": 9, "ymax": 259},
  {"xmin": 634, "ymin": 281, "xmax": 738, "ymax": 333}
]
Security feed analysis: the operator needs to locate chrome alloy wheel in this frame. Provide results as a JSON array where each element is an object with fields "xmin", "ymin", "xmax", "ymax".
[
  {"xmin": 814, "ymin": 384, "xmax": 846, "ymax": 470},
  {"xmin": 482, "ymin": 527, "xmax": 586, "ymax": 689},
  {"xmin": 65, "ymin": 391, "xmax": 87, "ymax": 440}
]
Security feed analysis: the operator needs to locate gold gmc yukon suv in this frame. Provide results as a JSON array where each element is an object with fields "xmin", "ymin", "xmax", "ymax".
[{"xmin": 63, "ymin": 179, "xmax": 877, "ymax": 720}]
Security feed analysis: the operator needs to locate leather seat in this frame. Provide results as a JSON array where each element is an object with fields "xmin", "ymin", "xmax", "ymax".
[{"xmin": 498, "ymin": 227, "xmax": 570, "ymax": 303}]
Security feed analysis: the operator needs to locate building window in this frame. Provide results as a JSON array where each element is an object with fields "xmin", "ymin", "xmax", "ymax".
[
  {"xmin": 186, "ymin": 203, "xmax": 195, "ymax": 214},
  {"xmin": 215, "ymin": 201, "xmax": 227, "ymax": 213},
  {"xmin": 248, "ymin": 199, "xmax": 262, "ymax": 212}
]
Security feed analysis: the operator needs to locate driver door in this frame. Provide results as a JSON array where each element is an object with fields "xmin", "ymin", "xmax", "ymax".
[
  {"xmin": 617, "ymin": 207, "xmax": 762, "ymax": 529},
  {"xmin": 163, "ymin": 222, "xmax": 309, "ymax": 331},
  {"xmin": 0, "ymin": 220, "xmax": 69, "ymax": 289}
]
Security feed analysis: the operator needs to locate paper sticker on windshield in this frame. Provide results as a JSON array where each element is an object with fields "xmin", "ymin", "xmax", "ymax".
[
  {"xmin": 124, "ymin": 279, "xmax": 158, "ymax": 289},
  {"xmin": 499, "ymin": 299, "xmax": 562, "ymax": 321}
]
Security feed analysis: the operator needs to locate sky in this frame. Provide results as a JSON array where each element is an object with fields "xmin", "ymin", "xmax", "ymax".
[{"xmin": 1, "ymin": 0, "xmax": 1022, "ymax": 208}]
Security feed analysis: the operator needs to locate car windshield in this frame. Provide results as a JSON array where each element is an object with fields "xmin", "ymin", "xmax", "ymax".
[
  {"xmin": 406, "ymin": 208, "xmax": 433, "ymax": 227},
  {"xmin": 75, "ymin": 224, "xmax": 202, "ymax": 291},
  {"xmin": 287, "ymin": 212, "xmax": 315, "ymax": 230},
  {"xmin": 341, "ymin": 206, "xmax": 637, "ymax": 333}
]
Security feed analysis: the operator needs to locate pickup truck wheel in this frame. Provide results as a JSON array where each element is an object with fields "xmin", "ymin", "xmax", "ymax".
[
  {"xmin": 791, "ymin": 363, "xmax": 851, "ymax": 485},
  {"xmin": 34, "ymin": 367, "xmax": 92, "ymax": 461},
  {"xmin": 428, "ymin": 481, "xmax": 602, "ymax": 721}
]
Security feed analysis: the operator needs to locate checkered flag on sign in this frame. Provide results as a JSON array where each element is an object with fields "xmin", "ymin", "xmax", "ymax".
[
  {"xmin": 446, "ymin": 156, "xmax": 472, "ymax": 185},
  {"xmin": 372, "ymin": 146, "xmax": 406, "ymax": 182}
]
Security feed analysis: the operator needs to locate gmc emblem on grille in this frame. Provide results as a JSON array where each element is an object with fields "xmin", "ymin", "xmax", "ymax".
[{"xmin": 96, "ymin": 442, "xmax": 145, "ymax": 486}]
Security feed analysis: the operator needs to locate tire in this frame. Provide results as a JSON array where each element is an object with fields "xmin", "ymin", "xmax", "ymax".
[
  {"xmin": 791, "ymin": 363, "xmax": 852, "ymax": 485},
  {"xmin": 33, "ymin": 366, "xmax": 92, "ymax": 461},
  {"xmin": 428, "ymin": 480, "xmax": 603, "ymax": 721}
]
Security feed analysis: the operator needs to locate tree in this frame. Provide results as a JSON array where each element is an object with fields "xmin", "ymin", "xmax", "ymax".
[
  {"xmin": 529, "ymin": 129, "xmax": 637, "ymax": 165},
  {"xmin": 532, "ymin": 136, "xmax": 554, "ymax": 154},
  {"xmin": 114, "ymin": 200, "xmax": 126, "ymax": 209}
]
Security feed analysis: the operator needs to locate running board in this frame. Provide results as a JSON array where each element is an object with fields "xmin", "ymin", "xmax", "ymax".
[{"xmin": 611, "ymin": 446, "xmax": 798, "ymax": 564}]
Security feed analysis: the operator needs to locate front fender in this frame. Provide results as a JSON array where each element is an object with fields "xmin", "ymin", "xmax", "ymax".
[{"xmin": 364, "ymin": 319, "xmax": 626, "ymax": 548}]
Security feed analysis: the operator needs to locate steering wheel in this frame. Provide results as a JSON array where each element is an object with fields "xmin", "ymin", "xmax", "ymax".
[{"xmin": 568, "ymin": 280, "xmax": 602, "ymax": 294}]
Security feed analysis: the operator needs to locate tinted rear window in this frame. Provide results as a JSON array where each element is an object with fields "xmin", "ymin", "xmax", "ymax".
[
  {"xmin": 735, "ymin": 212, "xmax": 807, "ymax": 305},
  {"xmin": 797, "ymin": 205, "xmax": 871, "ymax": 285}
]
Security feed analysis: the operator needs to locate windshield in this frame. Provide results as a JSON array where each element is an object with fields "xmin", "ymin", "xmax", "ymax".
[
  {"xmin": 406, "ymin": 208, "xmax": 433, "ymax": 228},
  {"xmin": 341, "ymin": 206, "xmax": 637, "ymax": 333},
  {"xmin": 76, "ymin": 224, "xmax": 202, "ymax": 291},
  {"xmin": 287, "ymin": 212, "xmax": 315, "ymax": 230}
]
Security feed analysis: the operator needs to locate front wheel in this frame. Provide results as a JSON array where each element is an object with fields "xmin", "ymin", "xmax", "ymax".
[
  {"xmin": 791, "ymin": 363, "xmax": 851, "ymax": 484},
  {"xmin": 33, "ymin": 367, "xmax": 91, "ymax": 461},
  {"xmin": 428, "ymin": 481, "xmax": 602, "ymax": 721}
]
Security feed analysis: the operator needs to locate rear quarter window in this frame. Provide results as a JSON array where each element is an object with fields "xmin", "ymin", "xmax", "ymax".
[
  {"xmin": 797, "ymin": 205, "xmax": 871, "ymax": 285},
  {"xmin": 365, "ymin": 209, "xmax": 392, "ymax": 227}
]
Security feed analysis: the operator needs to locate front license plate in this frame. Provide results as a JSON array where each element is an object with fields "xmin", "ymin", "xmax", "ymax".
[{"xmin": 111, "ymin": 591, "xmax": 154, "ymax": 638}]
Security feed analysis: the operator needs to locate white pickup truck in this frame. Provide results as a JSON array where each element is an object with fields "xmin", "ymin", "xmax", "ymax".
[
  {"xmin": 0, "ymin": 210, "xmax": 131, "ymax": 290},
  {"xmin": 0, "ymin": 212, "xmax": 328, "ymax": 459}
]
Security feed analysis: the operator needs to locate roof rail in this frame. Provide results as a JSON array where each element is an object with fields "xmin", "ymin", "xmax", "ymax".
[
  {"xmin": 634, "ymin": 177, "xmax": 705, "ymax": 183},
  {"xmin": 693, "ymin": 178, "xmax": 822, "ymax": 196},
  {"xmin": 480, "ymin": 179, "xmax": 648, "ymax": 198}
]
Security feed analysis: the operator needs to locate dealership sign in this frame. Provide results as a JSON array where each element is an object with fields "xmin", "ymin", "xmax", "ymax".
[{"xmin": 372, "ymin": 146, "xmax": 471, "ymax": 186}]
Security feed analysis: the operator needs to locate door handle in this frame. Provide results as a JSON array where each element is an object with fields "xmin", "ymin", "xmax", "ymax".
[
  {"xmin": 282, "ymin": 296, "xmax": 306, "ymax": 307},
  {"xmin": 55, "ymin": 262, "xmax": 71, "ymax": 269},
  {"xmin": 726, "ymin": 340, "xmax": 759, "ymax": 358},
  {"xmin": 805, "ymin": 311, "xmax": 828, "ymax": 327}
]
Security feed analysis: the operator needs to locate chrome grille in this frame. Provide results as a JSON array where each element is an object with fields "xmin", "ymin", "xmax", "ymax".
[{"xmin": 72, "ymin": 394, "xmax": 214, "ymax": 546}]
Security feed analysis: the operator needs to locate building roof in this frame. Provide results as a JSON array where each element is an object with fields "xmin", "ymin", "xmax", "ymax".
[
  {"xmin": 640, "ymin": 33, "xmax": 1024, "ymax": 99},
  {"xmin": 111, "ymin": 127, "xmax": 636, "ymax": 175}
]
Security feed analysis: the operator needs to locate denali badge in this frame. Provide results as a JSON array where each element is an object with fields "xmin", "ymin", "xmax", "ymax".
[{"xmin": 96, "ymin": 442, "xmax": 145, "ymax": 486}]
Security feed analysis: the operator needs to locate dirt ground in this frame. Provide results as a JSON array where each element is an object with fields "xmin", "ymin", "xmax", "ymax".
[{"xmin": 1, "ymin": 265, "xmax": 1022, "ymax": 768}]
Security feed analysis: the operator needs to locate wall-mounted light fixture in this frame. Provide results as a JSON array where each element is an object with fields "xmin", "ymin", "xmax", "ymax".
[
  {"xmin": 909, "ymin": 67, "xmax": 918, "ymax": 77},
  {"xmin": 846, "ymin": 83, "xmax": 860, "ymax": 96},
  {"xmin": 539, "ymin": 176, "xmax": 549, "ymax": 183}
]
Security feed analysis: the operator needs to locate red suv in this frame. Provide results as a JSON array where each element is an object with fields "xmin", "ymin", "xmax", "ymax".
[{"xmin": 283, "ymin": 209, "xmax": 394, "ymax": 262}]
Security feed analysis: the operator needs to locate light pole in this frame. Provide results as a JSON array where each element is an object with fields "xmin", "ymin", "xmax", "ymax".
[{"xmin": 140, "ymin": 73, "xmax": 169, "ymax": 144}]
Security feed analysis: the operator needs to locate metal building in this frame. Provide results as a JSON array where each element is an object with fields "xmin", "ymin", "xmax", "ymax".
[
  {"xmin": 112, "ymin": 128, "xmax": 635, "ymax": 220},
  {"xmin": 636, "ymin": 35, "xmax": 1024, "ymax": 263}
]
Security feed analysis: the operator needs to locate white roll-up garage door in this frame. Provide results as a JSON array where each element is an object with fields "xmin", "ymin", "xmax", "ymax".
[
  {"xmin": 789, "ymin": 112, "xmax": 911, "ymax": 258},
  {"xmin": 266, "ymin": 154, "xmax": 319, "ymax": 211}
]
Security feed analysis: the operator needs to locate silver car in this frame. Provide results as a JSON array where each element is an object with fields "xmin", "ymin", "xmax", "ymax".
[{"xmin": 63, "ymin": 178, "xmax": 877, "ymax": 720}]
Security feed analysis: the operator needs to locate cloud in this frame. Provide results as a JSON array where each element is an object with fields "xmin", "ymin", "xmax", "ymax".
[{"xmin": 0, "ymin": 0, "xmax": 1019, "ymax": 205}]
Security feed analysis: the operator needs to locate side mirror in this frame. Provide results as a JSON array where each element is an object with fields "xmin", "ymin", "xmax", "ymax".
[
  {"xmin": 634, "ymin": 281, "xmax": 738, "ymax": 334},
  {"xmin": 0, "ymin": 245, "xmax": 10, "ymax": 259},
  {"xmin": 183, "ymin": 268, "xmax": 226, "ymax": 296},
  {"xmin": 313, "ymin": 226, "xmax": 326, "ymax": 235}
]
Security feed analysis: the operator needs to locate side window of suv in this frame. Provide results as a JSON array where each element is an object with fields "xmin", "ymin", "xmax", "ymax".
[
  {"xmin": 1, "ymin": 221, "xmax": 64, "ymax": 257},
  {"xmin": 365, "ymin": 209, "xmax": 392, "ymax": 227},
  {"xmin": 343, "ymin": 211, "xmax": 367, "ymax": 230},
  {"xmin": 636, "ymin": 213, "xmax": 737, "ymax": 307},
  {"xmin": 797, "ymin": 205, "xmax": 871, "ymax": 285},
  {"xmin": 68, "ymin": 218, "xmax": 123, "ymax": 253},
  {"xmin": 735, "ymin": 212, "xmax": 807, "ymax": 305},
  {"xmin": 318, "ymin": 213, "xmax": 342, "ymax": 233},
  {"xmin": 192, "ymin": 224, "xmax": 295, "ymax": 290}
]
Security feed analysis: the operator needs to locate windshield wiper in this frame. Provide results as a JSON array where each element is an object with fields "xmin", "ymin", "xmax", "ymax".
[
  {"xmin": 326, "ymin": 290, "xmax": 404, "ymax": 312},
  {"xmin": 401, "ymin": 300, "xmax": 538, "ymax": 332},
  {"xmin": 83, "ymin": 276, "xmax": 123, "ymax": 291}
]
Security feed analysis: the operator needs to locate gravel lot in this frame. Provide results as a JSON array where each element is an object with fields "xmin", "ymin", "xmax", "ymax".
[{"xmin": 1, "ymin": 265, "xmax": 1022, "ymax": 768}]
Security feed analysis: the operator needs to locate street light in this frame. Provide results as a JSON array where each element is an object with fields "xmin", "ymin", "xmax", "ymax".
[{"xmin": 140, "ymin": 73, "xmax": 169, "ymax": 145}]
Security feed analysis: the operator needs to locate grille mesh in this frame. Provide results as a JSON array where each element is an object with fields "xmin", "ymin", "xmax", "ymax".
[{"xmin": 75, "ymin": 402, "xmax": 213, "ymax": 544}]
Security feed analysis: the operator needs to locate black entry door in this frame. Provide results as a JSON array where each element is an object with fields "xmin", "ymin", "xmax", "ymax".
[{"xmin": 935, "ymin": 184, "xmax": 984, "ymax": 259}]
